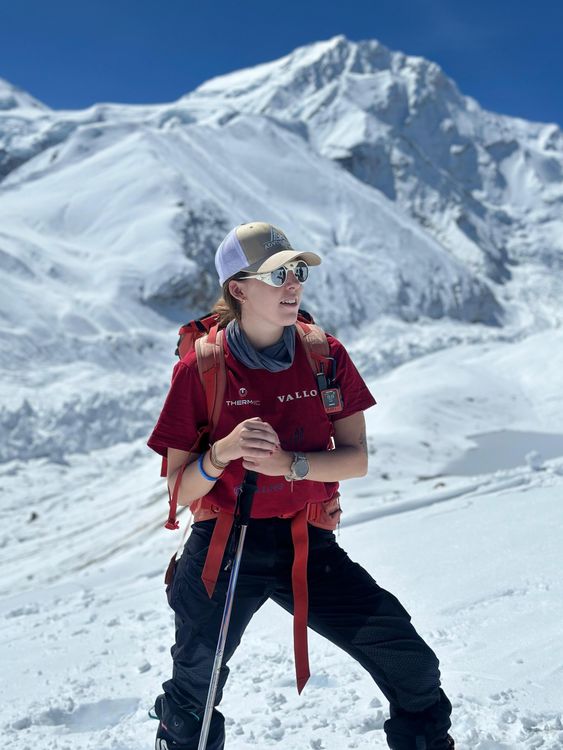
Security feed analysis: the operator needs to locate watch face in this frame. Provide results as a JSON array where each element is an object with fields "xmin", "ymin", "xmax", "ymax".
[{"xmin": 294, "ymin": 455, "xmax": 309, "ymax": 479}]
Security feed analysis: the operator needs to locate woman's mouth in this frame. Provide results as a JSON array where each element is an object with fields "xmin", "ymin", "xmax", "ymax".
[{"xmin": 280, "ymin": 297, "xmax": 298, "ymax": 308}]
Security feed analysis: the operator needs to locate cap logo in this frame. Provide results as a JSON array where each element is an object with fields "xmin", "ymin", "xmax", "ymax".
[{"xmin": 264, "ymin": 227, "xmax": 290, "ymax": 251}]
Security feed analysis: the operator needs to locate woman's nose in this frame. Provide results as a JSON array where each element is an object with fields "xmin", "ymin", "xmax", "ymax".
[{"xmin": 285, "ymin": 271, "xmax": 300, "ymax": 286}]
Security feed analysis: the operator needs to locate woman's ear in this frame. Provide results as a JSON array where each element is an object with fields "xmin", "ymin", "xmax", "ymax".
[{"xmin": 229, "ymin": 279, "xmax": 246, "ymax": 303}]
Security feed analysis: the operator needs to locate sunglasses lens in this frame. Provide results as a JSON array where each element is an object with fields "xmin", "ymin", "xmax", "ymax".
[
  {"xmin": 294, "ymin": 262, "xmax": 308, "ymax": 282},
  {"xmin": 270, "ymin": 267, "xmax": 287, "ymax": 286}
]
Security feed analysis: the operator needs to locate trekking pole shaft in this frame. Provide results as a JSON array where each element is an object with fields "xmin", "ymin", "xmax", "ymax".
[
  {"xmin": 197, "ymin": 523, "xmax": 248, "ymax": 750},
  {"xmin": 197, "ymin": 471, "xmax": 257, "ymax": 750}
]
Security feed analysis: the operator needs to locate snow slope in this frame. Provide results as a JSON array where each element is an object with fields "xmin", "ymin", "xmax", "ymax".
[
  {"xmin": 1, "ymin": 33, "xmax": 563, "ymax": 750},
  {"xmin": 2, "ymin": 332, "xmax": 563, "ymax": 749}
]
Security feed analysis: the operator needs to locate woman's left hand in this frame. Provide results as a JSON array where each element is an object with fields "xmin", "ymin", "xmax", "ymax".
[{"xmin": 242, "ymin": 444, "xmax": 292, "ymax": 476}]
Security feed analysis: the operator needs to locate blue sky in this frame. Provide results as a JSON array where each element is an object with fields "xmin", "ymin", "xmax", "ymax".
[{"xmin": 1, "ymin": 0, "xmax": 562, "ymax": 126}]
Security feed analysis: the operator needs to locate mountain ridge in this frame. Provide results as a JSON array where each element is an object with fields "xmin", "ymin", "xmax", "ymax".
[{"xmin": 185, "ymin": 35, "xmax": 563, "ymax": 287}]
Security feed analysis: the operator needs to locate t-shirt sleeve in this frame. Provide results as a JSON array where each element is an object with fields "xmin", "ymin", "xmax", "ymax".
[
  {"xmin": 147, "ymin": 358, "xmax": 209, "ymax": 457},
  {"xmin": 325, "ymin": 333, "xmax": 377, "ymax": 421}
]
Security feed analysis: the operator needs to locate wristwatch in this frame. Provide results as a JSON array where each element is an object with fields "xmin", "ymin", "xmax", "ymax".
[{"xmin": 284, "ymin": 451, "xmax": 310, "ymax": 481}]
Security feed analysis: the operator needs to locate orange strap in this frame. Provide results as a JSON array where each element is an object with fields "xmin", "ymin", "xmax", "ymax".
[
  {"xmin": 195, "ymin": 325, "xmax": 226, "ymax": 435},
  {"xmin": 290, "ymin": 506, "xmax": 310, "ymax": 694},
  {"xmin": 164, "ymin": 428, "xmax": 210, "ymax": 531},
  {"xmin": 197, "ymin": 505, "xmax": 312, "ymax": 694},
  {"xmin": 200, "ymin": 511, "xmax": 235, "ymax": 598},
  {"xmin": 165, "ymin": 462, "xmax": 186, "ymax": 530}
]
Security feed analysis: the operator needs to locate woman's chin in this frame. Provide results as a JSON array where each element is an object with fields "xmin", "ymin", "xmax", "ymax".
[
  {"xmin": 278, "ymin": 308, "xmax": 299, "ymax": 323},
  {"xmin": 279, "ymin": 301, "xmax": 300, "ymax": 314}
]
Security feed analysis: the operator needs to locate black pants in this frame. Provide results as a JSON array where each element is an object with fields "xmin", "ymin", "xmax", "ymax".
[{"xmin": 157, "ymin": 517, "xmax": 453, "ymax": 749}]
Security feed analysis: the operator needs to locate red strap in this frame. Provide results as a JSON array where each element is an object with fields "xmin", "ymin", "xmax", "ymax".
[
  {"xmin": 196, "ymin": 505, "xmax": 312, "ymax": 693},
  {"xmin": 290, "ymin": 506, "xmax": 310, "ymax": 694},
  {"xmin": 165, "ymin": 462, "xmax": 186, "ymax": 530},
  {"xmin": 201, "ymin": 511, "xmax": 235, "ymax": 598},
  {"xmin": 164, "ymin": 428, "xmax": 210, "ymax": 531}
]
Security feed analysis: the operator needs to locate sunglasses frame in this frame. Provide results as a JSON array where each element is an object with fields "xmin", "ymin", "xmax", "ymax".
[{"xmin": 240, "ymin": 260, "xmax": 309, "ymax": 287}]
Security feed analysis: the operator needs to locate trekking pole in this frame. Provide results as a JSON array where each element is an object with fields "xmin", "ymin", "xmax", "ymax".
[{"xmin": 197, "ymin": 469, "xmax": 258, "ymax": 750}]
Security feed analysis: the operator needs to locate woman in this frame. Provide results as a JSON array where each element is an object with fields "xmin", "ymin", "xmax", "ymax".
[{"xmin": 147, "ymin": 222, "xmax": 454, "ymax": 750}]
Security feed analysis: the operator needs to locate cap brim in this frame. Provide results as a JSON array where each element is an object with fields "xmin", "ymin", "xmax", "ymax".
[{"xmin": 244, "ymin": 249, "xmax": 322, "ymax": 274}]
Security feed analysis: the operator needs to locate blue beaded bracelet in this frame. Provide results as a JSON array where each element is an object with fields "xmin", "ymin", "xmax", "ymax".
[{"xmin": 198, "ymin": 452, "xmax": 217, "ymax": 482}]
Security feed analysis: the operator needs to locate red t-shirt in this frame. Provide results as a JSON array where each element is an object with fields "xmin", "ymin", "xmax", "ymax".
[{"xmin": 147, "ymin": 330, "xmax": 376, "ymax": 517}]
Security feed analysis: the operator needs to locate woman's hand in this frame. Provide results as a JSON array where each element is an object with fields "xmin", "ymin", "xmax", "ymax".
[
  {"xmin": 215, "ymin": 417, "xmax": 280, "ymax": 464},
  {"xmin": 241, "ymin": 442, "xmax": 292, "ymax": 476}
]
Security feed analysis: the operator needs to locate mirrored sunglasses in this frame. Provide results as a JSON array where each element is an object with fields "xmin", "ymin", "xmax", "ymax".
[{"xmin": 241, "ymin": 260, "xmax": 309, "ymax": 287}]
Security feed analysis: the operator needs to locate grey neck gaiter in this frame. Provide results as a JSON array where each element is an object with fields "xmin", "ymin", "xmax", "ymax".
[{"xmin": 225, "ymin": 319, "xmax": 296, "ymax": 372}]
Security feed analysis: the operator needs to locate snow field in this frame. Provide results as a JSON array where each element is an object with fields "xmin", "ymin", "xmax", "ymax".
[{"xmin": 2, "ymin": 331, "xmax": 563, "ymax": 749}]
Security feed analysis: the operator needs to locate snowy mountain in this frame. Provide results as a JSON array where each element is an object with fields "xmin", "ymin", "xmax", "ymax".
[
  {"xmin": 0, "ymin": 78, "xmax": 47, "ymax": 112},
  {"xmin": 190, "ymin": 36, "xmax": 563, "ymax": 289},
  {"xmin": 1, "ymin": 36, "xmax": 563, "ymax": 750},
  {"xmin": 2, "ymin": 35, "xmax": 563, "ymax": 462}
]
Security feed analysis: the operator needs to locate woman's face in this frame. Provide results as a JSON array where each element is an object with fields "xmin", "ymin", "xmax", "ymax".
[{"xmin": 231, "ymin": 269, "xmax": 303, "ymax": 328}]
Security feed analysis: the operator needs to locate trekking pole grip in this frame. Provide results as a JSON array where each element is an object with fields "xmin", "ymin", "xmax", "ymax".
[{"xmin": 237, "ymin": 470, "xmax": 258, "ymax": 525}]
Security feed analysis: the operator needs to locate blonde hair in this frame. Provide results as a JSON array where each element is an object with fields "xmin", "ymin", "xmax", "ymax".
[{"xmin": 211, "ymin": 273, "xmax": 247, "ymax": 328}]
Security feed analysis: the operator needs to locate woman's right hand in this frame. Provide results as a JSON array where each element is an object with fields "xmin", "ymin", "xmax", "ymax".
[{"xmin": 214, "ymin": 417, "xmax": 281, "ymax": 464}]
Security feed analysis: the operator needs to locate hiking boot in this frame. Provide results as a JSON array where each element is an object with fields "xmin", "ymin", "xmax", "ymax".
[
  {"xmin": 383, "ymin": 714, "xmax": 455, "ymax": 749},
  {"xmin": 384, "ymin": 689, "xmax": 454, "ymax": 749},
  {"xmin": 152, "ymin": 693, "xmax": 224, "ymax": 750}
]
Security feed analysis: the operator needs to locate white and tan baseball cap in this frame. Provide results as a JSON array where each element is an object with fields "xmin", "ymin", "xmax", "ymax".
[{"xmin": 215, "ymin": 222, "xmax": 322, "ymax": 285}]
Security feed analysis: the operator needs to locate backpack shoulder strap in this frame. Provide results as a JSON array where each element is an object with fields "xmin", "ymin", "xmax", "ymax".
[
  {"xmin": 163, "ymin": 323, "xmax": 226, "ymax": 533},
  {"xmin": 295, "ymin": 320, "xmax": 331, "ymax": 376},
  {"xmin": 195, "ymin": 324, "xmax": 227, "ymax": 434}
]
